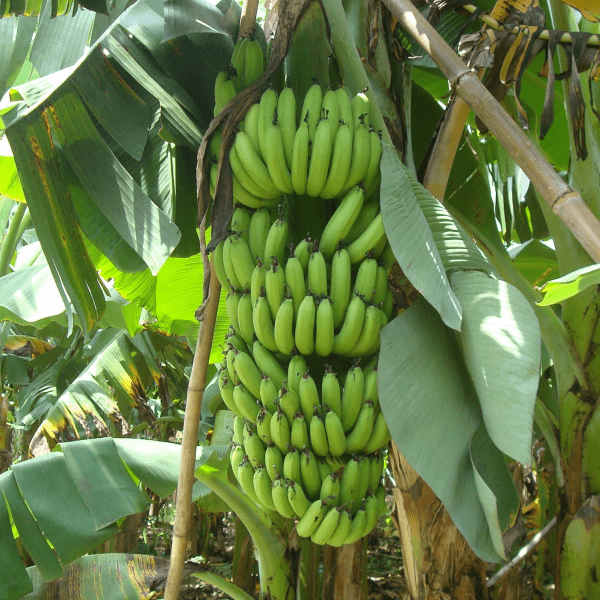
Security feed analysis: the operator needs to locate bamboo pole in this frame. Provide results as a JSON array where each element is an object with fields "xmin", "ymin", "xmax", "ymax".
[
  {"xmin": 163, "ymin": 258, "xmax": 221, "ymax": 600},
  {"xmin": 238, "ymin": 0, "xmax": 259, "ymax": 39},
  {"xmin": 382, "ymin": 0, "xmax": 600, "ymax": 263}
]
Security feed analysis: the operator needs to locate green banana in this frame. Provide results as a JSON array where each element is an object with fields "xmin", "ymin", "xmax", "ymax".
[
  {"xmin": 379, "ymin": 241, "xmax": 396, "ymax": 270},
  {"xmin": 233, "ymin": 382, "xmax": 261, "ymax": 423},
  {"xmin": 369, "ymin": 452, "xmax": 385, "ymax": 491},
  {"xmin": 230, "ymin": 235, "xmax": 255, "ymax": 291},
  {"xmin": 339, "ymin": 456, "xmax": 361, "ymax": 511},
  {"xmin": 350, "ymin": 91, "xmax": 370, "ymax": 129},
  {"xmin": 341, "ymin": 365, "xmax": 365, "ymax": 432},
  {"xmin": 330, "ymin": 248, "xmax": 352, "ymax": 329},
  {"xmin": 324, "ymin": 407, "xmax": 346, "ymax": 457},
  {"xmin": 243, "ymin": 39, "xmax": 264, "ymax": 88},
  {"xmin": 218, "ymin": 369, "xmax": 240, "ymax": 416},
  {"xmin": 232, "ymin": 175, "xmax": 279, "ymax": 210},
  {"xmin": 235, "ymin": 131, "xmax": 279, "ymax": 196},
  {"xmin": 346, "ymin": 212, "xmax": 386, "ymax": 264},
  {"xmin": 319, "ymin": 470, "xmax": 341, "ymax": 503},
  {"xmin": 353, "ymin": 256, "xmax": 378, "ymax": 299},
  {"xmin": 230, "ymin": 206, "xmax": 251, "ymax": 241},
  {"xmin": 307, "ymin": 249, "xmax": 328, "ymax": 297},
  {"xmin": 332, "ymin": 294, "xmax": 366, "ymax": 357},
  {"xmin": 362, "ymin": 488, "xmax": 383, "ymax": 537},
  {"xmin": 310, "ymin": 505, "xmax": 341, "ymax": 545},
  {"xmin": 287, "ymin": 353, "xmax": 308, "ymax": 396},
  {"xmin": 248, "ymin": 207, "xmax": 271, "ymax": 264},
  {"xmin": 347, "ymin": 303, "xmax": 381, "ymax": 357},
  {"xmin": 265, "ymin": 443, "xmax": 284, "ymax": 481},
  {"xmin": 295, "ymin": 293, "xmax": 316, "ymax": 356},
  {"xmin": 263, "ymin": 116, "xmax": 294, "ymax": 194},
  {"xmin": 229, "ymin": 144, "xmax": 280, "ymax": 199},
  {"xmin": 345, "ymin": 400, "xmax": 375, "ymax": 454},
  {"xmin": 244, "ymin": 427, "xmax": 267, "ymax": 468},
  {"xmin": 272, "ymin": 476, "xmax": 296, "ymax": 518},
  {"xmin": 299, "ymin": 448, "xmax": 322, "ymax": 501},
  {"xmin": 298, "ymin": 370, "xmax": 320, "ymax": 424},
  {"xmin": 277, "ymin": 386, "xmax": 301, "ymax": 426},
  {"xmin": 321, "ymin": 89, "xmax": 340, "ymax": 145},
  {"xmin": 243, "ymin": 102, "xmax": 262, "ymax": 156},
  {"xmin": 277, "ymin": 87, "xmax": 297, "ymax": 169},
  {"xmin": 223, "ymin": 237, "xmax": 243, "ymax": 292},
  {"xmin": 287, "ymin": 480, "xmax": 311, "ymax": 517},
  {"xmin": 300, "ymin": 83, "xmax": 323, "ymax": 141},
  {"xmin": 256, "ymin": 407, "xmax": 273, "ymax": 445},
  {"xmin": 321, "ymin": 366, "xmax": 342, "ymax": 418},
  {"xmin": 306, "ymin": 117, "xmax": 332, "ymax": 197},
  {"xmin": 253, "ymin": 465, "xmax": 277, "ymax": 511},
  {"xmin": 364, "ymin": 129, "xmax": 383, "ymax": 198},
  {"xmin": 226, "ymin": 329, "xmax": 247, "ymax": 353},
  {"xmin": 212, "ymin": 240, "xmax": 229, "ymax": 289},
  {"xmin": 258, "ymin": 88, "xmax": 278, "ymax": 160},
  {"xmin": 253, "ymin": 293, "xmax": 279, "ymax": 353},
  {"xmin": 226, "ymin": 290, "xmax": 242, "ymax": 333},
  {"xmin": 250, "ymin": 260, "xmax": 266, "ymax": 306},
  {"xmin": 294, "ymin": 236, "xmax": 312, "ymax": 272},
  {"xmin": 253, "ymin": 340, "xmax": 287, "ymax": 390},
  {"xmin": 343, "ymin": 506, "xmax": 367, "ymax": 544},
  {"xmin": 231, "ymin": 37, "xmax": 247, "ymax": 92},
  {"xmin": 291, "ymin": 119, "xmax": 310, "ymax": 195},
  {"xmin": 285, "ymin": 247, "xmax": 307, "ymax": 320},
  {"xmin": 233, "ymin": 349, "xmax": 262, "ymax": 399},
  {"xmin": 225, "ymin": 345, "xmax": 239, "ymax": 384},
  {"xmin": 263, "ymin": 216, "xmax": 289, "ymax": 268},
  {"xmin": 315, "ymin": 297, "xmax": 334, "ymax": 357},
  {"xmin": 214, "ymin": 69, "xmax": 237, "ymax": 116},
  {"xmin": 270, "ymin": 405, "xmax": 292, "ymax": 453},
  {"xmin": 318, "ymin": 121, "xmax": 353, "ymax": 200},
  {"xmin": 209, "ymin": 128, "xmax": 222, "ymax": 162},
  {"xmin": 371, "ymin": 263, "xmax": 389, "ymax": 305},
  {"xmin": 363, "ymin": 368, "xmax": 379, "ymax": 410},
  {"xmin": 335, "ymin": 87, "xmax": 354, "ymax": 136},
  {"xmin": 232, "ymin": 415, "xmax": 245, "ymax": 445},
  {"xmin": 383, "ymin": 286, "xmax": 395, "ymax": 321},
  {"xmin": 265, "ymin": 258, "xmax": 286, "ymax": 321},
  {"xmin": 296, "ymin": 499, "xmax": 327, "ymax": 538},
  {"xmin": 236, "ymin": 458, "xmax": 261, "ymax": 504},
  {"xmin": 326, "ymin": 508, "xmax": 353, "ymax": 547},
  {"xmin": 317, "ymin": 457, "xmax": 333, "ymax": 481},
  {"xmin": 283, "ymin": 448, "xmax": 303, "ymax": 487},
  {"xmin": 362, "ymin": 410, "xmax": 391, "ymax": 454},
  {"xmin": 319, "ymin": 184, "xmax": 365, "ymax": 260},
  {"xmin": 274, "ymin": 297, "xmax": 295, "ymax": 355},
  {"xmin": 291, "ymin": 411, "xmax": 311, "ymax": 450},
  {"xmin": 345, "ymin": 197, "xmax": 380, "ymax": 245},
  {"xmin": 342, "ymin": 118, "xmax": 371, "ymax": 192},
  {"xmin": 230, "ymin": 443, "xmax": 245, "ymax": 475},
  {"xmin": 310, "ymin": 410, "xmax": 329, "ymax": 457}
]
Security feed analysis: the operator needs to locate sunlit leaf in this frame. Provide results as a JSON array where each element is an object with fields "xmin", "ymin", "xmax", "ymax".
[{"xmin": 538, "ymin": 263, "xmax": 600, "ymax": 306}]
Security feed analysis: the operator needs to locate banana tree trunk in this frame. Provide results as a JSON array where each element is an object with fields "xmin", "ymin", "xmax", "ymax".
[
  {"xmin": 388, "ymin": 443, "xmax": 488, "ymax": 600},
  {"xmin": 321, "ymin": 540, "xmax": 367, "ymax": 600}
]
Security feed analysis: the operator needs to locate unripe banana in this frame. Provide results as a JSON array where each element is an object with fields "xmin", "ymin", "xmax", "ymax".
[
  {"xmin": 272, "ymin": 476, "xmax": 296, "ymax": 518},
  {"xmin": 265, "ymin": 258, "xmax": 286, "ymax": 320},
  {"xmin": 342, "ymin": 119, "xmax": 371, "ymax": 192},
  {"xmin": 300, "ymin": 83, "xmax": 323, "ymax": 141},
  {"xmin": 346, "ymin": 212, "xmax": 386, "ymax": 264},
  {"xmin": 369, "ymin": 452, "xmax": 385, "ymax": 491},
  {"xmin": 274, "ymin": 297, "xmax": 295, "ymax": 355},
  {"xmin": 287, "ymin": 353, "xmax": 307, "ymax": 396},
  {"xmin": 310, "ymin": 505, "xmax": 341, "ymax": 545},
  {"xmin": 317, "ymin": 457, "xmax": 333, "ymax": 482},
  {"xmin": 230, "ymin": 443, "xmax": 245, "ymax": 475},
  {"xmin": 285, "ymin": 248, "xmax": 307, "ymax": 320},
  {"xmin": 326, "ymin": 508, "xmax": 353, "ymax": 547},
  {"xmin": 226, "ymin": 290, "xmax": 242, "ymax": 333},
  {"xmin": 324, "ymin": 407, "xmax": 346, "ymax": 457},
  {"xmin": 353, "ymin": 256, "xmax": 378, "ymax": 299},
  {"xmin": 295, "ymin": 293, "xmax": 316, "ymax": 356},
  {"xmin": 253, "ymin": 293, "xmax": 279, "ymax": 353},
  {"xmin": 379, "ymin": 241, "xmax": 396, "ymax": 271},
  {"xmin": 352, "ymin": 456, "xmax": 372, "ymax": 514},
  {"xmin": 362, "ymin": 411, "xmax": 391, "ymax": 454},
  {"xmin": 298, "ymin": 370, "xmax": 320, "ymax": 424},
  {"xmin": 345, "ymin": 197, "xmax": 380, "ymax": 245},
  {"xmin": 310, "ymin": 410, "xmax": 329, "ymax": 456},
  {"xmin": 225, "ymin": 345, "xmax": 239, "ymax": 384},
  {"xmin": 243, "ymin": 39, "xmax": 264, "ymax": 88},
  {"xmin": 258, "ymin": 88, "xmax": 278, "ymax": 160},
  {"xmin": 339, "ymin": 456, "xmax": 361, "ymax": 512},
  {"xmin": 243, "ymin": 102, "xmax": 262, "ymax": 156},
  {"xmin": 265, "ymin": 443, "xmax": 284, "ymax": 481},
  {"xmin": 236, "ymin": 458, "xmax": 261, "ymax": 504},
  {"xmin": 270, "ymin": 406, "xmax": 292, "ymax": 453},
  {"xmin": 214, "ymin": 69, "xmax": 237, "ymax": 116},
  {"xmin": 321, "ymin": 89, "xmax": 340, "ymax": 145},
  {"xmin": 235, "ymin": 131, "xmax": 279, "ymax": 196},
  {"xmin": 287, "ymin": 480, "xmax": 311, "ymax": 517},
  {"xmin": 314, "ymin": 297, "xmax": 335, "ymax": 357},
  {"xmin": 291, "ymin": 119, "xmax": 310, "ymax": 195},
  {"xmin": 306, "ymin": 117, "xmax": 332, "ymax": 197},
  {"xmin": 232, "ymin": 175, "xmax": 278, "ymax": 209},
  {"xmin": 253, "ymin": 340, "xmax": 287, "ymax": 390},
  {"xmin": 263, "ymin": 216, "xmax": 289, "ymax": 268},
  {"xmin": 332, "ymin": 294, "xmax": 366, "ymax": 357},
  {"xmin": 372, "ymin": 234, "xmax": 387, "ymax": 260},
  {"xmin": 362, "ymin": 488, "xmax": 383, "ymax": 537},
  {"xmin": 277, "ymin": 87, "xmax": 297, "ymax": 169},
  {"xmin": 363, "ymin": 368, "xmax": 379, "ymax": 410},
  {"xmin": 230, "ymin": 236, "xmax": 256, "ymax": 292},
  {"xmin": 244, "ymin": 427, "xmax": 267, "ymax": 468},
  {"xmin": 321, "ymin": 366, "xmax": 342, "ymax": 418},
  {"xmin": 319, "ymin": 470, "xmax": 341, "ymax": 504},
  {"xmin": 231, "ymin": 37, "xmax": 247, "ymax": 92},
  {"xmin": 307, "ymin": 249, "xmax": 328, "ymax": 297},
  {"xmin": 347, "ymin": 303, "xmax": 382, "ymax": 358},
  {"xmin": 256, "ymin": 407, "xmax": 273, "ymax": 445},
  {"xmin": 291, "ymin": 411, "xmax": 311, "ymax": 450},
  {"xmin": 319, "ymin": 185, "xmax": 365, "ymax": 260},
  {"xmin": 371, "ymin": 264, "xmax": 389, "ymax": 305},
  {"xmin": 223, "ymin": 237, "xmax": 243, "ymax": 292},
  {"xmin": 226, "ymin": 329, "xmax": 248, "ymax": 353},
  {"xmin": 343, "ymin": 506, "xmax": 368, "ymax": 544},
  {"xmin": 278, "ymin": 386, "xmax": 301, "ymax": 426},
  {"xmin": 232, "ymin": 415, "xmax": 245, "ymax": 445},
  {"xmin": 248, "ymin": 207, "xmax": 271, "ymax": 264},
  {"xmin": 319, "ymin": 121, "xmax": 353, "ymax": 200},
  {"xmin": 300, "ymin": 448, "xmax": 322, "ymax": 500},
  {"xmin": 263, "ymin": 116, "xmax": 294, "ymax": 194},
  {"xmin": 218, "ymin": 370, "xmax": 240, "ymax": 416},
  {"xmin": 364, "ymin": 129, "xmax": 383, "ymax": 198},
  {"xmin": 250, "ymin": 260, "xmax": 267, "ymax": 306},
  {"xmin": 230, "ymin": 206, "xmax": 251, "ymax": 241},
  {"xmin": 254, "ymin": 465, "xmax": 277, "ymax": 511},
  {"xmin": 283, "ymin": 447, "xmax": 303, "ymax": 485},
  {"xmin": 350, "ymin": 91, "xmax": 370, "ymax": 129},
  {"xmin": 209, "ymin": 128, "xmax": 222, "ymax": 161},
  {"xmin": 212, "ymin": 240, "xmax": 229, "ymax": 289},
  {"xmin": 330, "ymin": 248, "xmax": 352, "ymax": 329},
  {"xmin": 341, "ymin": 365, "xmax": 365, "ymax": 432},
  {"xmin": 383, "ymin": 286, "xmax": 395, "ymax": 321},
  {"xmin": 228, "ymin": 144, "xmax": 280, "ymax": 200},
  {"xmin": 335, "ymin": 87, "xmax": 354, "ymax": 136},
  {"xmin": 233, "ymin": 382, "xmax": 261, "ymax": 423},
  {"xmin": 233, "ymin": 349, "xmax": 262, "ymax": 399},
  {"xmin": 294, "ymin": 236, "xmax": 312, "ymax": 272},
  {"xmin": 295, "ymin": 499, "xmax": 327, "ymax": 538}
]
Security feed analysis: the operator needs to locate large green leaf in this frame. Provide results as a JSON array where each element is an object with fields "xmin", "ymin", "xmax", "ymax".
[
  {"xmin": 0, "ymin": 137, "xmax": 25, "ymax": 202},
  {"xmin": 379, "ymin": 298, "xmax": 519, "ymax": 562},
  {"xmin": 451, "ymin": 271, "xmax": 540, "ymax": 465},
  {"xmin": 538, "ymin": 263, "xmax": 600, "ymax": 306},
  {"xmin": 0, "ymin": 15, "xmax": 36, "ymax": 102}
]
